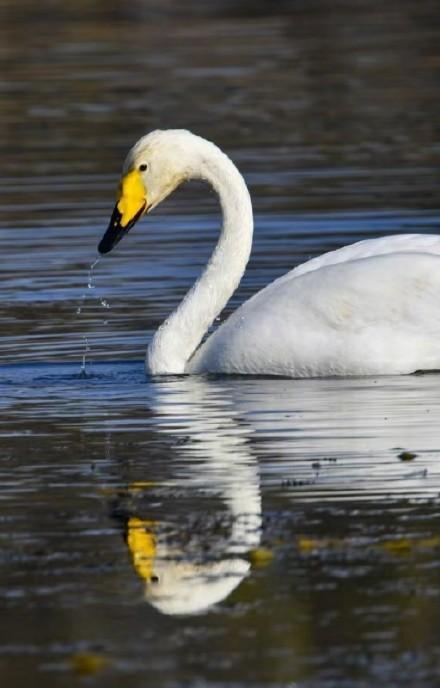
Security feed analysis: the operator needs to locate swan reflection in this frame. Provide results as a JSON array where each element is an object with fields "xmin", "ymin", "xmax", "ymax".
[
  {"xmin": 116, "ymin": 372, "xmax": 440, "ymax": 615},
  {"xmin": 124, "ymin": 376, "xmax": 262, "ymax": 616}
]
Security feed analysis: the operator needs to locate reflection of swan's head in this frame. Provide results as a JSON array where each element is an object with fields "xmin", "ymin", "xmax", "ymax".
[
  {"xmin": 126, "ymin": 516, "xmax": 250, "ymax": 616},
  {"xmin": 99, "ymin": 130, "xmax": 213, "ymax": 254},
  {"xmin": 144, "ymin": 557, "xmax": 250, "ymax": 617}
]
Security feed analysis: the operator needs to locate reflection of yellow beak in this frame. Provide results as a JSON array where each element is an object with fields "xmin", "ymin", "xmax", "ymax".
[
  {"xmin": 117, "ymin": 170, "xmax": 147, "ymax": 228},
  {"xmin": 126, "ymin": 517, "xmax": 157, "ymax": 582}
]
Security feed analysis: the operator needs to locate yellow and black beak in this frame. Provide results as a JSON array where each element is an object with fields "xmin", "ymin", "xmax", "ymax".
[{"xmin": 98, "ymin": 170, "xmax": 147, "ymax": 254}]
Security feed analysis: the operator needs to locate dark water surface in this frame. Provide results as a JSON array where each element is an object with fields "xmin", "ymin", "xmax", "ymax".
[{"xmin": 1, "ymin": 1, "xmax": 440, "ymax": 687}]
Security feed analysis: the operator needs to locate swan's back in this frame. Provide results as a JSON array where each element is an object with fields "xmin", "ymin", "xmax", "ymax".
[
  {"xmin": 188, "ymin": 235, "xmax": 440, "ymax": 377},
  {"xmin": 282, "ymin": 233, "xmax": 440, "ymax": 280}
]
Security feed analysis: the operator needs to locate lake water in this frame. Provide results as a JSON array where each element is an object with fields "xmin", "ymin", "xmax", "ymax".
[{"xmin": 1, "ymin": 1, "xmax": 440, "ymax": 687}]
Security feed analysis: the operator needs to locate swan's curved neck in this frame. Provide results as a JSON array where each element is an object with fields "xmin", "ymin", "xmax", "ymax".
[{"xmin": 147, "ymin": 144, "xmax": 253, "ymax": 374}]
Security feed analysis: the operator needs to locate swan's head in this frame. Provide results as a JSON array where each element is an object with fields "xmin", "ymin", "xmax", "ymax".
[{"xmin": 98, "ymin": 129, "xmax": 206, "ymax": 254}]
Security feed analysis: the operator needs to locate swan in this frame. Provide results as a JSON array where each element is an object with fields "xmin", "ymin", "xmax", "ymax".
[{"xmin": 98, "ymin": 129, "xmax": 440, "ymax": 377}]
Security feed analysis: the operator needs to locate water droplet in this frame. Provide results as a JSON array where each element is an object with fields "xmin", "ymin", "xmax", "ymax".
[
  {"xmin": 75, "ymin": 256, "xmax": 110, "ymax": 375},
  {"xmin": 87, "ymin": 257, "xmax": 100, "ymax": 289}
]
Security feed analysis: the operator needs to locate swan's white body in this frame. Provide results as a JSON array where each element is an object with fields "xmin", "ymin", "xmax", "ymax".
[
  {"xmin": 104, "ymin": 130, "xmax": 440, "ymax": 377},
  {"xmin": 188, "ymin": 236, "xmax": 440, "ymax": 376}
]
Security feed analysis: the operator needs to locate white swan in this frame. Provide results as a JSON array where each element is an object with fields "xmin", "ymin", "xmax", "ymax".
[{"xmin": 98, "ymin": 129, "xmax": 440, "ymax": 377}]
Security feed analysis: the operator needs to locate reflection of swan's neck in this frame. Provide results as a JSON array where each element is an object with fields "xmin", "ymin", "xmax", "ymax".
[
  {"xmin": 227, "ymin": 482, "xmax": 262, "ymax": 554},
  {"xmin": 147, "ymin": 145, "xmax": 253, "ymax": 374}
]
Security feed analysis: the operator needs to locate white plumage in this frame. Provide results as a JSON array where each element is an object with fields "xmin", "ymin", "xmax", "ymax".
[
  {"xmin": 100, "ymin": 130, "xmax": 440, "ymax": 377},
  {"xmin": 189, "ymin": 248, "xmax": 440, "ymax": 376}
]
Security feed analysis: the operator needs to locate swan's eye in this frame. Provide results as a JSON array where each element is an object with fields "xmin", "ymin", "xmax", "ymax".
[
  {"xmin": 150, "ymin": 575, "xmax": 159, "ymax": 584},
  {"xmin": 139, "ymin": 163, "xmax": 148, "ymax": 172}
]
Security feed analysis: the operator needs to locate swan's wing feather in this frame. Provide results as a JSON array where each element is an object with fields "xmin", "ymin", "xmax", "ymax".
[
  {"xmin": 284, "ymin": 233, "xmax": 440, "ymax": 281},
  {"xmin": 189, "ymin": 251, "xmax": 440, "ymax": 376}
]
